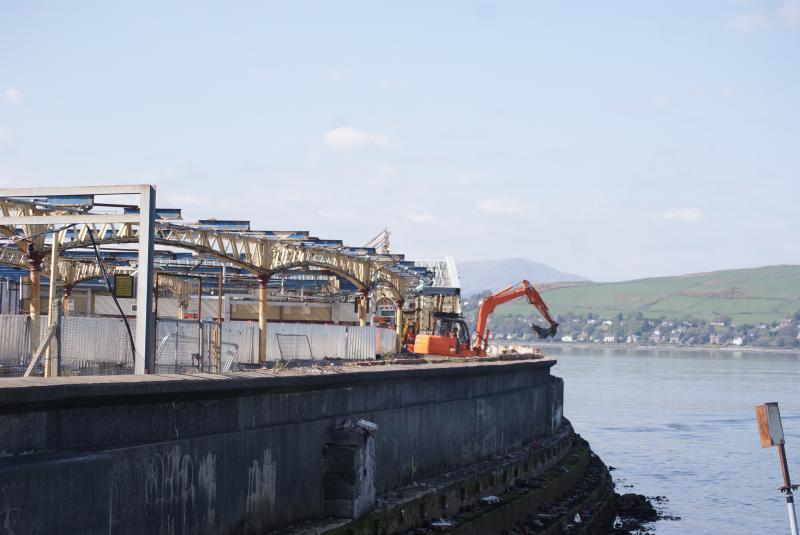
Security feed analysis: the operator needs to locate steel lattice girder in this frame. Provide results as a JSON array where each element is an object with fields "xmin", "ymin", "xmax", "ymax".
[{"xmin": 0, "ymin": 199, "xmax": 420, "ymax": 298}]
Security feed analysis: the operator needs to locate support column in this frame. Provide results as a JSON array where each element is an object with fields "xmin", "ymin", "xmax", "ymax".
[
  {"xmin": 212, "ymin": 271, "xmax": 223, "ymax": 373},
  {"xmin": 25, "ymin": 244, "xmax": 45, "ymax": 357},
  {"xmin": 135, "ymin": 185, "xmax": 156, "ymax": 374},
  {"xmin": 395, "ymin": 299, "xmax": 404, "ymax": 353},
  {"xmin": 44, "ymin": 235, "xmax": 60, "ymax": 377},
  {"xmin": 258, "ymin": 274, "xmax": 268, "ymax": 365},
  {"xmin": 61, "ymin": 285, "xmax": 72, "ymax": 318},
  {"xmin": 87, "ymin": 288, "xmax": 94, "ymax": 317},
  {"xmin": 358, "ymin": 290, "xmax": 368, "ymax": 327}
]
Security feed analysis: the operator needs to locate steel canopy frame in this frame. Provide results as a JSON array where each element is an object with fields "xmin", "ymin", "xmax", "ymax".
[{"xmin": 0, "ymin": 184, "xmax": 156, "ymax": 374}]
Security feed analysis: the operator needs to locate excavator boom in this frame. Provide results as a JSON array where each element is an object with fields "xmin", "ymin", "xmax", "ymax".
[{"xmin": 472, "ymin": 280, "xmax": 558, "ymax": 353}]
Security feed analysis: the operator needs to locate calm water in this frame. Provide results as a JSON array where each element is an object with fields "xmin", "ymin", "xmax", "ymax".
[{"xmin": 543, "ymin": 346, "xmax": 800, "ymax": 535}]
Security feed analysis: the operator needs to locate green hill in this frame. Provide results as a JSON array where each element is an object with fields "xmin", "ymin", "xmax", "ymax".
[{"xmin": 495, "ymin": 265, "xmax": 800, "ymax": 323}]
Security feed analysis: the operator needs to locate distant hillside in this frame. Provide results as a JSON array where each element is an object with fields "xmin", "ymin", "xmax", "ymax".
[
  {"xmin": 497, "ymin": 265, "xmax": 800, "ymax": 323},
  {"xmin": 458, "ymin": 258, "xmax": 588, "ymax": 297}
]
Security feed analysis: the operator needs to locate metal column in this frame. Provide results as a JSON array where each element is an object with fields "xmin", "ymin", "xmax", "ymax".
[
  {"xmin": 25, "ymin": 246, "xmax": 44, "ymax": 357},
  {"xmin": 358, "ymin": 290, "xmax": 368, "ymax": 327},
  {"xmin": 258, "ymin": 275, "xmax": 268, "ymax": 364},
  {"xmin": 395, "ymin": 299, "xmax": 404, "ymax": 352},
  {"xmin": 135, "ymin": 185, "xmax": 156, "ymax": 374},
  {"xmin": 44, "ymin": 234, "xmax": 60, "ymax": 377}
]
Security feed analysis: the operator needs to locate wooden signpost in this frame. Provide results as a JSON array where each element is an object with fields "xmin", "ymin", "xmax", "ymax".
[{"xmin": 756, "ymin": 402, "xmax": 798, "ymax": 535}]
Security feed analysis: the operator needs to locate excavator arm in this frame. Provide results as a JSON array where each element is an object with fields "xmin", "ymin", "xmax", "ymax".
[{"xmin": 472, "ymin": 280, "xmax": 559, "ymax": 352}]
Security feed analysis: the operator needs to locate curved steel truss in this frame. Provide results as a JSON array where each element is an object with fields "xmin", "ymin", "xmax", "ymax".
[{"xmin": 0, "ymin": 197, "xmax": 419, "ymax": 297}]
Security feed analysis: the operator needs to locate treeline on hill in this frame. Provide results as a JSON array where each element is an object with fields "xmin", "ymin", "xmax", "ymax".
[{"xmin": 461, "ymin": 292, "xmax": 800, "ymax": 349}]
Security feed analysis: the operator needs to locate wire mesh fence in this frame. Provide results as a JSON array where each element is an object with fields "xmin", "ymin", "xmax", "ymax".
[
  {"xmin": 276, "ymin": 333, "xmax": 313, "ymax": 361},
  {"xmin": 0, "ymin": 315, "xmax": 29, "ymax": 376}
]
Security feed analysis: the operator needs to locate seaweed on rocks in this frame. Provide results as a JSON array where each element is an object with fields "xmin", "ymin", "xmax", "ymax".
[{"xmin": 611, "ymin": 493, "xmax": 681, "ymax": 534}]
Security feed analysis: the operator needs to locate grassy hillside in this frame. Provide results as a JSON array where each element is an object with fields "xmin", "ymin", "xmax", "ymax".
[{"xmin": 495, "ymin": 265, "xmax": 800, "ymax": 323}]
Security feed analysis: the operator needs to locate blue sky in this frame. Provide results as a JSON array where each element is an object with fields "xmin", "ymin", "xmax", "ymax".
[{"xmin": 1, "ymin": 1, "xmax": 798, "ymax": 281}]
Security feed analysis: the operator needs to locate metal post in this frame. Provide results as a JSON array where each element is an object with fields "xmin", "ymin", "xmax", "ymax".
[
  {"xmin": 153, "ymin": 273, "xmax": 160, "ymax": 370},
  {"xmin": 61, "ymin": 285, "xmax": 72, "ymax": 317},
  {"xmin": 87, "ymin": 288, "xmax": 94, "ymax": 317},
  {"xmin": 358, "ymin": 290, "xmax": 368, "ymax": 327},
  {"xmin": 756, "ymin": 402, "xmax": 798, "ymax": 535},
  {"xmin": 214, "ymin": 272, "xmax": 223, "ymax": 373},
  {"xmin": 45, "ymin": 234, "xmax": 60, "ymax": 377},
  {"xmin": 196, "ymin": 275, "xmax": 202, "ymax": 371},
  {"xmin": 135, "ymin": 185, "xmax": 156, "ymax": 374},
  {"xmin": 779, "ymin": 444, "xmax": 799, "ymax": 535},
  {"xmin": 25, "ymin": 245, "xmax": 44, "ymax": 357},
  {"xmin": 395, "ymin": 299, "xmax": 404, "ymax": 353},
  {"xmin": 258, "ymin": 275, "xmax": 268, "ymax": 365}
]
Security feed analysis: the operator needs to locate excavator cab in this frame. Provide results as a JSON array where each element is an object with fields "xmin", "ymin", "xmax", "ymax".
[{"xmin": 413, "ymin": 312, "xmax": 474, "ymax": 357}]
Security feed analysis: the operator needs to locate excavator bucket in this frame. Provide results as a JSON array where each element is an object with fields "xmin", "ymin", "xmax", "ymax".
[{"xmin": 531, "ymin": 322, "xmax": 558, "ymax": 339}]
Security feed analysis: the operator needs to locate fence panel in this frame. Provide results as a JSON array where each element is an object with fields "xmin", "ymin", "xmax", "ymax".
[
  {"xmin": 0, "ymin": 315, "xmax": 28, "ymax": 372},
  {"xmin": 346, "ymin": 325, "xmax": 376, "ymax": 359},
  {"xmin": 0, "ymin": 315, "xmax": 27, "ymax": 361},
  {"xmin": 57, "ymin": 316, "xmax": 137, "ymax": 374},
  {"xmin": 154, "ymin": 319, "xmax": 205, "ymax": 374},
  {"xmin": 0, "ymin": 314, "xmax": 393, "ymax": 375},
  {"xmin": 376, "ymin": 328, "xmax": 397, "ymax": 356}
]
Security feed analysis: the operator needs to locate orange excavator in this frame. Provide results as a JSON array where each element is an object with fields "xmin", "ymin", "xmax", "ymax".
[{"xmin": 411, "ymin": 280, "xmax": 559, "ymax": 357}]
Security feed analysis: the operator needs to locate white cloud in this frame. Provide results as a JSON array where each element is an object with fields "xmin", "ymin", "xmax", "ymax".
[
  {"xmin": 406, "ymin": 211, "xmax": 434, "ymax": 223},
  {"xmin": 323, "ymin": 127, "xmax": 391, "ymax": 150},
  {"xmin": 3, "ymin": 88, "xmax": 22, "ymax": 107},
  {"xmin": 727, "ymin": 13, "xmax": 770, "ymax": 32},
  {"xmin": 652, "ymin": 208, "xmax": 702, "ymax": 222},
  {"xmin": 780, "ymin": 0, "xmax": 800, "ymax": 23},
  {"xmin": 476, "ymin": 197, "xmax": 523, "ymax": 215}
]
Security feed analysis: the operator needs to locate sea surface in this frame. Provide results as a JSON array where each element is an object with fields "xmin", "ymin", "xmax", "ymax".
[{"xmin": 543, "ymin": 346, "xmax": 800, "ymax": 535}]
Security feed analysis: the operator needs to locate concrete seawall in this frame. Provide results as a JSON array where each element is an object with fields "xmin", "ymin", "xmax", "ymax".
[{"xmin": 0, "ymin": 359, "xmax": 564, "ymax": 534}]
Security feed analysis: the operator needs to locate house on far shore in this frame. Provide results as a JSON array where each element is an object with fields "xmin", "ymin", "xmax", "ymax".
[
  {"xmin": 603, "ymin": 335, "xmax": 616, "ymax": 343},
  {"xmin": 561, "ymin": 335, "xmax": 574, "ymax": 343},
  {"xmin": 626, "ymin": 334, "xmax": 639, "ymax": 344},
  {"xmin": 731, "ymin": 336, "xmax": 744, "ymax": 346},
  {"xmin": 650, "ymin": 330, "xmax": 661, "ymax": 343},
  {"xmin": 709, "ymin": 333, "xmax": 721, "ymax": 345}
]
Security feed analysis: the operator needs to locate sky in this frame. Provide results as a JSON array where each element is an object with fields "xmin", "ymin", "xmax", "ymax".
[{"xmin": 0, "ymin": 1, "xmax": 798, "ymax": 282}]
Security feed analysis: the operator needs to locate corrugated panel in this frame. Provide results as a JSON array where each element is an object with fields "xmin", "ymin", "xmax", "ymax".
[
  {"xmin": 221, "ymin": 320, "xmax": 260, "ymax": 364},
  {"xmin": 375, "ymin": 328, "xmax": 397, "ymax": 356},
  {"xmin": 221, "ymin": 321, "xmax": 379, "ymax": 362},
  {"xmin": 346, "ymin": 325, "xmax": 376, "ymax": 359},
  {"xmin": 267, "ymin": 322, "xmax": 348, "ymax": 360},
  {"xmin": 0, "ymin": 315, "xmax": 386, "ymax": 373}
]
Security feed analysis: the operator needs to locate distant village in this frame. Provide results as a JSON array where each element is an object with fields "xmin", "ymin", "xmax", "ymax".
[{"xmin": 464, "ymin": 302, "xmax": 800, "ymax": 349}]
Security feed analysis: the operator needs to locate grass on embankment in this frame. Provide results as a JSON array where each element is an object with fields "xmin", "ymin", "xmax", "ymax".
[{"xmin": 496, "ymin": 265, "xmax": 800, "ymax": 323}]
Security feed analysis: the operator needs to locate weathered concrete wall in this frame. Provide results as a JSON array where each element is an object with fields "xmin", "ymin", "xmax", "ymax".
[{"xmin": 0, "ymin": 359, "xmax": 563, "ymax": 534}]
